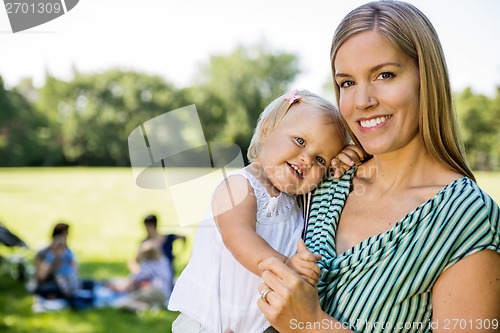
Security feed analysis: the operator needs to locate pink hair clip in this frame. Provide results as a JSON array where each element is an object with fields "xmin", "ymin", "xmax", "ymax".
[{"xmin": 284, "ymin": 89, "xmax": 301, "ymax": 105}]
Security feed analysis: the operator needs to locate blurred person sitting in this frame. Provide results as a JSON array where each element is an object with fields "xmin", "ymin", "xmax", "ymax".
[
  {"xmin": 109, "ymin": 239, "xmax": 172, "ymax": 312},
  {"xmin": 33, "ymin": 222, "xmax": 93, "ymax": 310},
  {"xmin": 129, "ymin": 214, "xmax": 186, "ymax": 283}
]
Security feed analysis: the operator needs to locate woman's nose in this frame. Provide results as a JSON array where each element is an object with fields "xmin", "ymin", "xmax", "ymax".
[{"xmin": 354, "ymin": 84, "xmax": 378, "ymax": 110}]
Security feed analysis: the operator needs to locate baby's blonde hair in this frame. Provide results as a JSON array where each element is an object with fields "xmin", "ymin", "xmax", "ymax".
[
  {"xmin": 138, "ymin": 239, "xmax": 161, "ymax": 262},
  {"xmin": 247, "ymin": 89, "xmax": 350, "ymax": 162}
]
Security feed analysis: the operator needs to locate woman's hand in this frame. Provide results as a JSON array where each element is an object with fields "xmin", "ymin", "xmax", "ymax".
[
  {"xmin": 331, "ymin": 144, "xmax": 366, "ymax": 178},
  {"xmin": 257, "ymin": 257, "xmax": 324, "ymax": 333}
]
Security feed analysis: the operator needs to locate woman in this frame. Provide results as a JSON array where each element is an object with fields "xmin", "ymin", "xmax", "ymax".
[
  {"xmin": 35, "ymin": 223, "xmax": 78, "ymax": 298},
  {"xmin": 257, "ymin": 1, "xmax": 500, "ymax": 332}
]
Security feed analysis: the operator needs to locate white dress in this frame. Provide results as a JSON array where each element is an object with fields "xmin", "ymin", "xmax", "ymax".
[{"xmin": 168, "ymin": 168, "xmax": 304, "ymax": 333}]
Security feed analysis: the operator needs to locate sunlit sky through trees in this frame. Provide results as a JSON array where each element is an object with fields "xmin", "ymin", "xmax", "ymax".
[{"xmin": 1, "ymin": 0, "xmax": 499, "ymax": 96}]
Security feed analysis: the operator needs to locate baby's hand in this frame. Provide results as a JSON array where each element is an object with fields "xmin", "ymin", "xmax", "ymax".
[
  {"xmin": 285, "ymin": 239, "xmax": 321, "ymax": 287},
  {"xmin": 331, "ymin": 144, "xmax": 366, "ymax": 178}
]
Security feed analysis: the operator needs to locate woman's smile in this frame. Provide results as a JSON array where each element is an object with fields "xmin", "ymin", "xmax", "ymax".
[{"xmin": 358, "ymin": 115, "xmax": 392, "ymax": 130}]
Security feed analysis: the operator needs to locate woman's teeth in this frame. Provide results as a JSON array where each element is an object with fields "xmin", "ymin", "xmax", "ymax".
[{"xmin": 360, "ymin": 115, "xmax": 391, "ymax": 128}]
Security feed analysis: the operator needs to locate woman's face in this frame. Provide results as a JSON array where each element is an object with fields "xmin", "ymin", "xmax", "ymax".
[{"xmin": 334, "ymin": 30, "xmax": 420, "ymax": 156}]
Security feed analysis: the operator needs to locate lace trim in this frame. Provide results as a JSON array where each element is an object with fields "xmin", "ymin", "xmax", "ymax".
[{"xmin": 237, "ymin": 170, "xmax": 297, "ymax": 223}]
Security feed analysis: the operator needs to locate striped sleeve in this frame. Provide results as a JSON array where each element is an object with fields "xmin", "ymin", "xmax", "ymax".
[{"xmin": 444, "ymin": 180, "xmax": 500, "ymax": 269}]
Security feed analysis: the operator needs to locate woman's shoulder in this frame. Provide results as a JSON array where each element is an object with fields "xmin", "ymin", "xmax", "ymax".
[
  {"xmin": 437, "ymin": 176, "xmax": 499, "ymax": 230},
  {"xmin": 433, "ymin": 176, "xmax": 500, "ymax": 268},
  {"xmin": 441, "ymin": 175, "xmax": 494, "ymax": 204}
]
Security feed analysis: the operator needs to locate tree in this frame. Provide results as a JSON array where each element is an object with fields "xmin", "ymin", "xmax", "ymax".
[
  {"xmin": 36, "ymin": 69, "xmax": 188, "ymax": 166},
  {"xmin": 0, "ymin": 76, "xmax": 47, "ymax": 166},
  {"xmin": 455, "ymin": 87, "xmax": 500, "ymax": 170},
  {"xmin": 4, "ymin": 44, "xmax": 302, "ymax": 166}
]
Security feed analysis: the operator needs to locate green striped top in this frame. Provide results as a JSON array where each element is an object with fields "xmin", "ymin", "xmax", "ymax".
[{"xmin": 305, "ymin": 168, "xmax": 500, "ymax": 333}]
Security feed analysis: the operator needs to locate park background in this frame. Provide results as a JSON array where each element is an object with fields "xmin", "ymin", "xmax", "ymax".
[{"xmin": 1, "ymin": 0, "xmax": 500, "ymax": 332}]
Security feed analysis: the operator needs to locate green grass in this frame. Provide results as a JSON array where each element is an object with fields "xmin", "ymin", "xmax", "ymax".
[
  {"xmin": 0, "ymin": 167, "xmax": 499, "ymax": 333},
  {"xmin": 0, "ymin": 167, "xmax": 206, "ymax": 262},
  {"xmin": 0, "ymin": 274, "xmax": 179, "ymax": 333},
  {"xmin": 0, "ymin": 167, "xmax": 213, "ymax": 333}
]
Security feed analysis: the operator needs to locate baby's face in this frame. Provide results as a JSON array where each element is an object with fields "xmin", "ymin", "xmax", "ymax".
[{"xmin": 258, "ymin": 104, "xmax": 344, "ymax": 195}]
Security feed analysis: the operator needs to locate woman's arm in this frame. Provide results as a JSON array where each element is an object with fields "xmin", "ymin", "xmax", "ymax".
[
  {"xmin": 258, "ymin": 257, "xmax": 354, "ymax": 333},
  {"xmin": 432, "ymin": 250, "xmax": 500, "ymax": 333},
  {"xmin": 213, "ymin": 175, "xmax": 288, "ymax": 276}
]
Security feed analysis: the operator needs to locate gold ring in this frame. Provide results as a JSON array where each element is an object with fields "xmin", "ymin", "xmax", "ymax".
[{"xmin": 260, "ymin": 288, "xmax": 271, "ymax": 302}]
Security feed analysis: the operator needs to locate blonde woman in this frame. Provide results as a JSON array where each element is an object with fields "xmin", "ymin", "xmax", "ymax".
[{"xmin": 258, "ymin": 2, "xmax": 500, "ymax": 332}]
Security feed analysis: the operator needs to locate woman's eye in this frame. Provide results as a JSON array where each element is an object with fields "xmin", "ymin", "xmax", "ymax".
[
  {"xmin": 316, "ymin": 156, "xmax": 326, "ymax": 165},
  {"xmin": 294, "ymin": 137, "xmax": 305, "ymax": 146},
  {"xmin": 378, "ymin": 72, "xmax": 395, "ymax": 80},
  {"xmin": 339, "ymin": 80, "xmax": 355, "ymax": 88}
]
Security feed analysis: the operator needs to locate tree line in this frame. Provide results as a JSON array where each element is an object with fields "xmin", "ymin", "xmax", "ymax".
[{"xmin": 0, "ymin": 43, "xmax": 499, "ymax": 170}]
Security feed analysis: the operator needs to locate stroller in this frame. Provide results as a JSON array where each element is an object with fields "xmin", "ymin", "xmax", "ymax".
[{"xmin": 0, "ymin": 223, "xmax": 30, "ymax": 282}]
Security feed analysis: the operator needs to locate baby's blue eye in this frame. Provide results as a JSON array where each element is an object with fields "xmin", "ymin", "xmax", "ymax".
[
  {"xmin": 316, "ymin": 156, "xmax": 326, "ymax": 165},
  {"xmin": 295, "ymin": 137, "xmax": 305, "ymax": 146}
]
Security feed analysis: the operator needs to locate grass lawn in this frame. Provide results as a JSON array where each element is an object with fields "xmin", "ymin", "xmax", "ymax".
[
  {"xmin": 0, "ymin": 168, "xmax": 499, "ymax": 333},
  {"xmin": 0, "ymin": 167, "xmax": 210, "ymax": 333},
  {"xmin": 0, "ymin": 275, "xmax": 179, "ymax": 333}
]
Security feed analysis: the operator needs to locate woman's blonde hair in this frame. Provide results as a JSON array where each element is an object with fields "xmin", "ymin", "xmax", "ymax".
[
  {"xmin": 330, "ymin": 0, "xmax": 475, "ymax": 181},
  {"xmin": 247, "ymin": 89, "xmax": 350, "ymax": 162}
]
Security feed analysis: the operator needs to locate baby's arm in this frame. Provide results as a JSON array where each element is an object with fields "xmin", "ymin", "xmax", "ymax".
[
  {"xmin": 212, "ymin": 175, "xmax": 287, "ymax": 277},
  {"xmin": 285, "ymin": 239, "xmax": 321, "ymax": 287}
]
